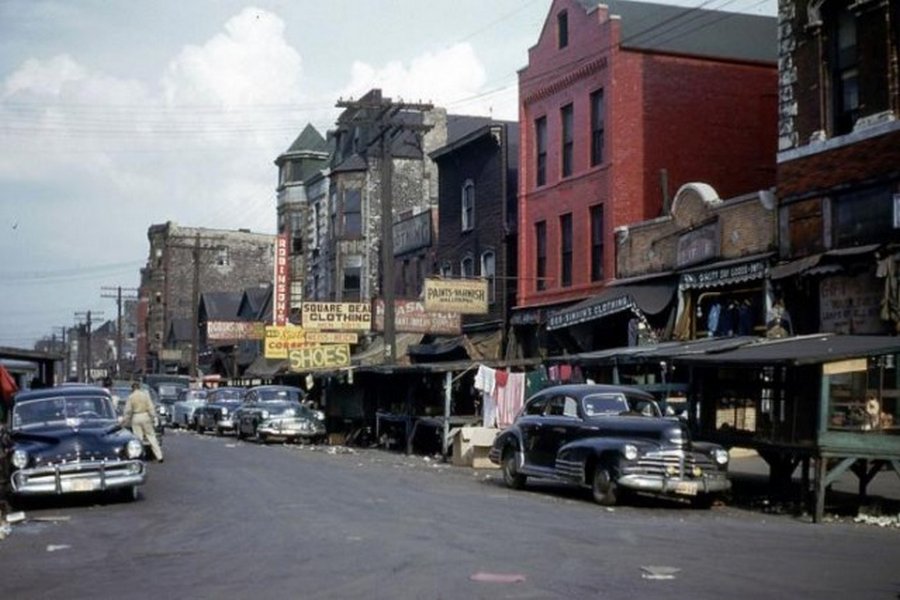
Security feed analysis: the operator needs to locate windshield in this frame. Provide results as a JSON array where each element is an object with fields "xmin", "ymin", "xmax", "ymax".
[
  {"xmin": 583, "ymin": 393, "xmax": 660, "ymax": 417},
  {"xmin": 256, "ymin": 388, "xmax": 302, "ymax": 402},
  {"xmin": 13, "ymin": 395, "xmax": 117, "ymax": 429},
  {"xmin": 210, "ymin": 389, "xmax": 244, "ymax": 401}
]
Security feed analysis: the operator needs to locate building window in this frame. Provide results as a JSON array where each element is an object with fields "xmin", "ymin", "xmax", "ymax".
[
  {"xmin": 830, "ymin": 9, "xmax": 859, "ymax": 135},
  {"xmin": 560, "ymin": 213, "xmax": 573, "ymax": 287},
  {"xmin": 290, "ymin": 213, "xmax": 303, "ymax": 253},
  {"xmin": 342, "ymin": 255, "xmax": 362, "ymax": 302},
  {"xmin": 343, "ymin": 188, "xmax": 362, "ymax": 237},
  {"xmin": 561, "ymin": 104, "xmax": 573, "ymax": 178},
  {"xmin": 590, "ymin": 89, "xmax": 605, "ymax": 166},
  {"xmin": 590, "ymin": 205, "xmax": 604, "ymax": 281},
  {"xmin": 535, "ymin": 116, "xmax": 547, "ymax": 187},
  {"xmin": 833, "ymin": 185, "xmax": 894, "ymax": 246},
  {"xmin": 461, "ymin": 179, "xmax": 475, "ymax": 231},
  {"xmin": 312, "ymin": 203, "xmax": 321, "ymax": 250},
  {"xmin": 536, "ymin": 221, "xmax": 547, "ymax": 291},
  {"xmin": 461, "ymin": 255, "xmax": 475, "ymax": 279},
  {"xmin": 481, "ymin": 251, "xmax": 496, "ymax": 305},
  {"xmin": 557, "ymin": 10, "xmax": 568, "ymax": 49},
  {"xmin": 216, "ymin": 247, "xmax": 230, "ymax": 267},
  {"xmin": 440, "ymin": 261, "xmax": 453, "ymax": 277}
]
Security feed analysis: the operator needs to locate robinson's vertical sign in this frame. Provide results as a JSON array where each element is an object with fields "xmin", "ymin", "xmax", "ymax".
[{"xmin": 273, "ymin": 234, "xmax": 289, "ymax": 326}]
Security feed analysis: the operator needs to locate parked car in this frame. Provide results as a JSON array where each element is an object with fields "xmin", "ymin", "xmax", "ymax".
[
  {"xmin": 194, "ymin": 386, "xmax": 245, "ymax": 435},
  {"xmin": 149, "ymin": 380, "xmax": 190, "ymax": 427},
  {"xmin": 6, "ymin": 385, "xmax": 147, "ymax": 501},
  {"xmin": 488, "ymin": 384, "xmax": 731, "ymax": 508},
  {"xmin": 109, "ymin": 383, "xmax": 165, "ymax": 437},
  {"xmin": 234, "ymin": 385, "xmax": 325, "ymax": 443},
  {"xmin": 171, "ymin": 388, "xmax": 208, "ymax": 429}
]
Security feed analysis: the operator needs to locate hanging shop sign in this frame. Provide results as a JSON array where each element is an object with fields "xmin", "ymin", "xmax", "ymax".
[
  {"xmin": 288, "ymin": 344, "xmax": 351, "ymax": 371},
  {"xmin": 304, "ymin": 331, "xmax": 359, "ymax": 344},
  {"xmin": 264, "ymin": 325, "xmax": 306, "ymax": 359},
  {"xmin": 424, "ymin": 278, "xmax": 488, "ymax": 314},
  {"xmin": 207, "ymin": 321, "xmax": 265, "ymax": 342},
  {"xmin": 273, "ymin": 234, "xmax": 290, "ymax": 326},
  {"xmin": 374, "ymin": 299, "xmax": 461, "ymax": 334},
  {"xmin": 547, "ymin": 294, "xmax": 634, "ymax": 331},
  {"xmin": 393, "ymin": 211, "xmax": 432, "ymax": 256},
  {"xmin": 301, "ymin": 302, "xmax": 372, "ymax": 331}
]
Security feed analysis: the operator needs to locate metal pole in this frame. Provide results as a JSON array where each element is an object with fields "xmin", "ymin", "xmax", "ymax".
[{"xmin": 443, "ymin": 371, "xmax": 452, "ymax": 458}]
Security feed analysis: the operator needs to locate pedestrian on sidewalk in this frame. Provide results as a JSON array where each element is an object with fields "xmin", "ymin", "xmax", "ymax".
[{"xmin": 122, "ymin": 382, "xmax": 164, "ymax": 463}]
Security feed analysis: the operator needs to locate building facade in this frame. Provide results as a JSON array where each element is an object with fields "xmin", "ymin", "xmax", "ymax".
[
  {"xmin": 431, "ymin": 121, "xmax": 519, "ymax": 350},
  {"xmin": 773, "ymin": 0, "xmax": 900, "ymax": 335},
  {"xmin": 516, "ymin": 0, "xmax": 778, "ymax": 353},
  {"xmin": 139, "ymin": 222, "xmax": 276, "ymax": 374},
  {"xmin": 274, "ymin": 124, "xmax": 331, "ymax": 318}
]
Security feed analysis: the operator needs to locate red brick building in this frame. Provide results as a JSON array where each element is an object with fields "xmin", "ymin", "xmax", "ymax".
[{"xmin": 514, "ymin": 0, "xmax": 777, "ymax": 354}]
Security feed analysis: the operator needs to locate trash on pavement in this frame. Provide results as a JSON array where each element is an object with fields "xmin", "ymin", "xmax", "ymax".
[
  {"xmin": 46, "ymin": 544, "xmax": 71, "ymax": 552},
  {"xmin": 470, "ymin": 572, "xmax": 526, "ymax": 584},
  {"xmin": 641, "ymin": 566, "xmax": 681, "ymax": 580},
  {"xmin": 5, "ymin": 511, "xmax": 26, "ymax": 524}
]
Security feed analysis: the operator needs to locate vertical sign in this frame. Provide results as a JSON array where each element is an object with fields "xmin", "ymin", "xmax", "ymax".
[{"xmin": 273, "ymin": 234, "xmax": 289, "ymax": 326}]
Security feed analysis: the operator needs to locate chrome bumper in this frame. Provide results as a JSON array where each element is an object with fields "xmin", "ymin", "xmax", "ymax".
[
  {"xmin": 258, "ymin": 419, "xmax": 326, "ymax": 439},
  {"xmin": 11, "ymin": 460, "xmax": 146, "ymax": 495},
  {"xmin": 617, "ymin": 473, "xmax": 731, "ymax": 496}
]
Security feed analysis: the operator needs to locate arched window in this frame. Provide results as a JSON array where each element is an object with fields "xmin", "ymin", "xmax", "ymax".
[
  {"xmin": 481, "ymin": 251, "xmax": 496, "ymax": 305},
  {"xmin": 460, "ymin": 255, "xmax": 475, "ymax": 278},
  {"xmin": 440, "ymin": 261, "xmax": 453, "ymax": 277},
  {"xmin": 461, "ymin": 180, "xmax": 475, "ymax": 232}
]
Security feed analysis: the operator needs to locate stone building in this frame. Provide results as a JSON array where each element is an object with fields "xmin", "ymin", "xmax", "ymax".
[
  {"xmin": 139, "ymin": 222, "xmax": 276, "ymax": 374},
  {"xmin": 326, "ymin": 89, "xmax": 453, "ymax": 303},
  {"xmin": 773, "ymin": 0, "xmax": 900, "ymax": 335},
  {"xmin": 515, "ymin": 0, "xmax": 778, "ymax": 355}
]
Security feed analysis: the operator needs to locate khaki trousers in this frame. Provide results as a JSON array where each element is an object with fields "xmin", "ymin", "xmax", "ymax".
[{"xmin": 131, "ymin": 413, "xmax": 163, "ymax": 461}]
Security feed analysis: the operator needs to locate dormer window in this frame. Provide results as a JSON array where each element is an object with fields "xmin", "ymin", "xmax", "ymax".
[{"xmin": 557, "ymin": 10, "xmax": 568, "ymax": 49}]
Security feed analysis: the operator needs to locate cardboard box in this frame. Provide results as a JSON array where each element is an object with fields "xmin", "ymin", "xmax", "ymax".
[{"xmin": 451, "ymin": 426, "xmax": 499, "ymax": 469}]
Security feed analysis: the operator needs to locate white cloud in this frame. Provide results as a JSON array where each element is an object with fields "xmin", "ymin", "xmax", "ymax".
[
  {"xmin": 161, "ymin": 7, "xmax": 303, "ymax": 108},
  {"xmin": 340, "ymin": 42, "xmax": 505, "ymax": 116}
]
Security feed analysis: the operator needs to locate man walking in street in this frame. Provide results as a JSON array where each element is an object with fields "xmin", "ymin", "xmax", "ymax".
[{"xmin": 122, "ymin": 382, "xmax": 164, "ymax": 463}]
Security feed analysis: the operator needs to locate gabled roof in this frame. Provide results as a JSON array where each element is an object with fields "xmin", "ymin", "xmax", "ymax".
[
  {"xmin": 447, "ymin": 115, "xmax": 495, "ymax": 145},
  {"xmin": 238, "ymin": 285, "xmax": 271, "ymax": 321},
  {"xmin": 570, "ymin": 0, "xmax": 776, "ymax": 63},
  {"xmin": 166, "ymin": 318, "xmax": 194, "ymax": 344},
  {"xmin": 199, "ymin": 291, "xmax": 243, "ymax": 321}
]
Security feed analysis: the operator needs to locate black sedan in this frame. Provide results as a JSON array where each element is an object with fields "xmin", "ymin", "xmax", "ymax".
[
  {"xmin": 194, "ymin": 386, "xmax": 245, "ymax": 435},
  {"xmin": 234, "ymin": 385, "xmax": 325, "ymax": 443},
  {"xmin": 489, "ymin": 384, "xmax": 731, "ymax": 507},
  {"xmin": 6, "ymin": 385, "xmax": 147, "ymax": 501}
]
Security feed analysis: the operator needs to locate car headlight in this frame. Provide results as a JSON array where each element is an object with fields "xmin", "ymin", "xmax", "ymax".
[
  {"xmin": 623, "ymin": 444, "xmax": 638, "ymax": 461},
  {"xmin": 126, "ymin": 439, "xmax": 143, "ymax": 459},
  {"xmin": 12, "ymin": 449, "xmax": 29, "ymax": 469},
  {"xmin": 158, "ymin": 406, "xmax": 168, "ymax": 415},
  {"xmin": 314, "ymin": 410, "xmax": 325, "ymax": 421},
  {"xmin": 221, "ymin": 407, "xmax": 228, "ymax": 416},
  {"xmin": 261, "ymin": 410, "xmax": 269, "ymax": 419},
  {"xmin": 713, "ymin": 448, "xmax": 729, "ymax": 465}
]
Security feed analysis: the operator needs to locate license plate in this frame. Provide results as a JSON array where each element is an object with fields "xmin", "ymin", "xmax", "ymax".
[
  {"xmin": 674, "ymin": 481, "xmax": 698, "ymax": 496},
  {"xmin": 63, "ymin": 479, "xmax": 97, "ymax": 493}
]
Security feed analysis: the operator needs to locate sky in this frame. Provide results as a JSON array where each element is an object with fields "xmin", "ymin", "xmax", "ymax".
[{"xmin": 0, "ymin": 0, "xmax": 777, "ymax": 349}]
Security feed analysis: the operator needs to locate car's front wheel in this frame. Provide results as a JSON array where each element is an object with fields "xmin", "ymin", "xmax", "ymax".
[
  {"xmin": 591, "ymin": 465, "xmax": 618, "ymax": 506},
  {"xmin": 501, "ymin": 447, "xmax": 526, "ymax": 490}
]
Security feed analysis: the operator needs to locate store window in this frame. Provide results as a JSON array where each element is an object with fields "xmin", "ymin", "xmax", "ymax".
[{"xmin": 825, "ymin": 355, "xmax": 898, "ymax": 433}]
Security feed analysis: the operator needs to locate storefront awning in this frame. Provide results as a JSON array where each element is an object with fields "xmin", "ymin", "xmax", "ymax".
[
  {"xmin": 674, "ymin": 334, "xmax": 900, "ymax": 367},
  {"xmin": 679, "ymin": 253, "xmax": 772, "ymax": 290},
  {"xmin": 546, "ymin": 284, "xmax": 676, "ymax": 331},
  {"xmin": 768, "ymin": 244, "xmax": 881, "ymax": 280}
]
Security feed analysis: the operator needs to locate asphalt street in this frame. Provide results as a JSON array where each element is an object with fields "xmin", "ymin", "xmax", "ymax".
[{"xmin": 1, "ymin": 430, "xmax": 899, "ymax": 600}]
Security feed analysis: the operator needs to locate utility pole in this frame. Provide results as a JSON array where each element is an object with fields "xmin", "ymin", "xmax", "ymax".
[
  {"xmin": 164, "ymin": 233, "xmax": 223, "ymax": 379},
  {"xmin": 74, "ymin": 310, "xmax": 103, "ymax": 382},
  {"xmin": 335, "ymin": 93, "xmax": 433, "ymax": 364},
  {"xmin": 101, "ymin": 286, "xmax": 138, "ymax": 378}
]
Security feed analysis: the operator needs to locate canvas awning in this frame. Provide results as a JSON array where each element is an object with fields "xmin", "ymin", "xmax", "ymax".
[
  {"xmin": 546, "ymin": 284, "xmax": 676, "ymax": 331},
  {"xmin": 674, "ymin": 334, "xmax": 900, "ymax": 366},
  {"xmin": 769, "ymin": 244, "xmax": 881, "ymax": 280},
  {"xmin": 679, "ymin": 253, "xmax": 772, "ymax": 290}
]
